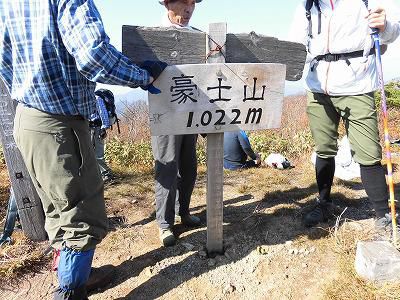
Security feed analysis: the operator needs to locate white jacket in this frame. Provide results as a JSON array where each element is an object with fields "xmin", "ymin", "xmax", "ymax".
[{"xmin": 289, "ymin": 0, "xmax": 400, "ymax": 95}]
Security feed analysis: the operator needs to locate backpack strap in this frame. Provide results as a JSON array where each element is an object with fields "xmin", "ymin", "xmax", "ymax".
[
  {"xmin": 315, "ymin": 0, "xmax": 322, "ymax": 35},
  {"xmin": 306, "ymin": 0, "xmax": 368, "ymax": 39},
  {"xmin": 310, "ymin": 46, "xmax": 375, "ymax": 71},
  {"xmin": 306, "ymin": 0, "xmax": 321, "ymax": 38}
]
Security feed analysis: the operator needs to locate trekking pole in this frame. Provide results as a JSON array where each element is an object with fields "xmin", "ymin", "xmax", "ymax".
[
  {"xmin": 0, "ymin": 189, "xmax": 18, "ymax": 247},
  {"xmin": 371, "ymin": 29, "xmax": 398, "ymax": 246}
]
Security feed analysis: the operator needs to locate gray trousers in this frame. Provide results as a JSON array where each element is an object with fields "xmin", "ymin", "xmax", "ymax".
[
  {"xmin": 90, "ymin": 127, "xmax": 112, "ymax": 177},
  {"xmin": 151, "ymin": 134, "xmax": 198, "ymax": 229}
]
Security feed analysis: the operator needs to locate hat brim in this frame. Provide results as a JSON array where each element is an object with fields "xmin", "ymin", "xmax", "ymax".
[{"xmin": 159, "ymin": 0, "xmax": 202, "ymax": 4}]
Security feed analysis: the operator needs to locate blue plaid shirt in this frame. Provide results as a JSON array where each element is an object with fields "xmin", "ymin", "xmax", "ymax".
[{"xmin": 0, "ymin": 0, "xmax": 150, "ymax": 119}]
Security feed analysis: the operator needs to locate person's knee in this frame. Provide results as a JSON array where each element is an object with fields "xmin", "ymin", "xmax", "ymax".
[
  {"xmin": 315, "ymin": 145, "xmax": 338, "ymax": 159},
  {"xmin": 354, "ymin": 152, "xmax": 382, "ymax": 166}
]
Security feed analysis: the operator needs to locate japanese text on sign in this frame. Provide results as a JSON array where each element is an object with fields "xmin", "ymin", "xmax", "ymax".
[{"xmin": 148, "ymin": 63, "xmax": 286, "ymax": 136}]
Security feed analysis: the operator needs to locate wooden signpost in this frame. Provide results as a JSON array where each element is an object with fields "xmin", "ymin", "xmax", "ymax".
[
  {"xmin": 123, "ymin": 23, "xmax": 306, "ymax": 254},
  {"xmin": 0, "ymin": 80, "xmax": 46, "ymax": 242}
]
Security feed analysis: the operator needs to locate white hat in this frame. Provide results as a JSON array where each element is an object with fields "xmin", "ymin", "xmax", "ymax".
[{"xmin": 159, "ymin": 0, "xmax": 202, "ymax": 4}]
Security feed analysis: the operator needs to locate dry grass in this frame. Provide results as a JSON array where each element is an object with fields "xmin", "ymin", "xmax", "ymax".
[
  {"xmin": 323, "ymin": 219, "xmax": 400, "ymax": 300},
  {"xmin": 111, "ymin": 99, "xmax": 150, "ymax": 143},
  {"xmin": 0, "ymin": 168, "xmax": 10, "ymax": 224},
  {"xmin": 0, "ymin": 232, "xmax": 49, "ymax": 283},
  {"xmin": 0, "ymin": 155, "xmax": 48, "ymax": 284}
]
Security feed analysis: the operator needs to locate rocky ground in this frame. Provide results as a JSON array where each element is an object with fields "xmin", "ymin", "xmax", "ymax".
[{"xmin": 1, "ymin": 153, "xmax": 400, "ymax": 300}]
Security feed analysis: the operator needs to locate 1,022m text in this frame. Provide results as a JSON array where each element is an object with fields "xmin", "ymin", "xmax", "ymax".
[{"xmin": 186, "ymin": 108, "xmax": 263, "ymax": 128}]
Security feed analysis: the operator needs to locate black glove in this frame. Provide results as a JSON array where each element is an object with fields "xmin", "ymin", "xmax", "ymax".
[
  {"xmin": 141, "ymin": 84, "xmax": 161, "ymax": 95},
  {"xmin": 141, "ymin": 60, "xmax": 168, "ymax": 81}
]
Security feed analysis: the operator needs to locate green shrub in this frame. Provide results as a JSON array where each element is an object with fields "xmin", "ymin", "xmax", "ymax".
[
  {"xmin": 375, "ymin": 81, "xmax": 400, "ymax": 108},
  {"xmin": 105, "ymin": 137, "xmax": 153, "ymax": 170},
  {"xmin": 105, "ymin": 129, "xmax": 314, "ymax": 169},
  {"xmin": 249, "ymin": 129, "xmax": 313, "ymax": 160},
  {"xmin": 196, "ymin": 137, "xmax": 207, "ymax": 166}
]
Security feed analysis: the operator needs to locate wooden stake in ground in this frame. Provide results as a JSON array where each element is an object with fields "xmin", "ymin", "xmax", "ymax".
[
  {"xmin": 205, "ymin": 23, "xmax": 227, "ymax": 254},
  {"xmin": 0, "ymin": 80, "xmax": 46, "ymax": 241}
]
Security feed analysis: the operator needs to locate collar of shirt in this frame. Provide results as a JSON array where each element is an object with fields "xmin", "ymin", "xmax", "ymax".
[{"xmin": 161, "ymin": 13, "xmax": 193, "ymax": 30}]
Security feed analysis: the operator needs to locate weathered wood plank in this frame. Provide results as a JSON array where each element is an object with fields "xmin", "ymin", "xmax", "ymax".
[
  {"xmin": 0, "ymin": 80, "xmax": 46, "ymax": 241},
  {"xmin": 122, "ymin": 26, "xmax": 306, "ymax": 81},
  {"xmin": 226, "ymin": 33, "xmax": 306, "ymax": 81},
  {"xmin": 206, "ymin": 23, "xmax": 226, "ymax": 255},
  {"xmin": 122, "ymin": 26, "xmax": 206, "ymax": 65},
  {"xmin": 148, "ymin": 63, "xmax": 286, "ymax": 135}
]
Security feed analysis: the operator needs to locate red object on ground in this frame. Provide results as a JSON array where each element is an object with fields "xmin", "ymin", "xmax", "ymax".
[{"xmin": 52, "ymin": 249, "xmax": 60, "ymax": 272}]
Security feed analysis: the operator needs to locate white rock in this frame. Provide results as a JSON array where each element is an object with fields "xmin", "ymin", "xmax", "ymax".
[
  {"xmin": 355, "ymin": 241, "xmax": 400, "ymax": 283},
  {"xmin": 145, "ymin": 267, "xmax": 153, "ymax": 277},
  {"xmin": 223, "ymin": 284, "xmax": 235, "ymax": 294}
]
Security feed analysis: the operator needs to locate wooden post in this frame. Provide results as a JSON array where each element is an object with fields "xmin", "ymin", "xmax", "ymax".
[
  {"xmin": 0, "ymin": 80, "xmax": 46, "ymax": 241},
  {"xmin": 206, "ymin": 23, "xmax": 227, "ymax": 254}
]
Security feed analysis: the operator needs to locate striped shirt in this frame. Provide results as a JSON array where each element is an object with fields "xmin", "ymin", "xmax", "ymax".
[{"xmin": 0, "ymin": 0, "xmax": 150, "ymax": 119}]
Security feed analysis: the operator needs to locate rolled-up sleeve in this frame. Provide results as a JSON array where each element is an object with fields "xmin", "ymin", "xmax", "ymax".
[
  {"xmin": 57, "ymin": 0, "xmax": 150, "ymax": 88},
  {"xmin": 238, "ymin": 131, "xmax": 257, "ymax": 160},
  {"xmin": 371, "ymin": 0, "xmax": 400, "ymax": 44}
]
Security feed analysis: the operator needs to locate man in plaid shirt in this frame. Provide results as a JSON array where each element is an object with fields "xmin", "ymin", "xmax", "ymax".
[{"xmin": 0, "ymin": 0, "xmax": 166, "ymax": 299}]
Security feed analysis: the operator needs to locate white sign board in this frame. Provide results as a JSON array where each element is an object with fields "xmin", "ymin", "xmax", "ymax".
[{"xmin": 148, "ymin": 63, "xmax": 286, "ymax": 136}]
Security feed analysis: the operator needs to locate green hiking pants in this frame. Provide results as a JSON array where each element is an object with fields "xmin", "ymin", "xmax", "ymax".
[
  {"xmin": 14, "ymin": 104, "xmax": 108, "ymax": 251},
  {"xmin": 307, "ymin": 92, "xmax": 382, "ymax": 166}
]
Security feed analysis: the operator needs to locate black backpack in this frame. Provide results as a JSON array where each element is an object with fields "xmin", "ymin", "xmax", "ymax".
[
  {"xmin": 306, "ymin": 0, "xmax": 369, "ymax": 38},
  {"xmin": 94, "ymin": 89, "xmax": 120, "ymax": 133}
]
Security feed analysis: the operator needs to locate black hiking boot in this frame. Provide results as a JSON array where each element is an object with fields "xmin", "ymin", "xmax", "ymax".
[
  {"xmin": 175, "ymin": 214, "xmax": 201, "ymax": 227},
  {"xmin": 374, "ymin": 213, "xmax": 400, "ymax": 241},
  {"xmin": 304, "ymin": 199, "xmax": 334, "ymax": 227}
]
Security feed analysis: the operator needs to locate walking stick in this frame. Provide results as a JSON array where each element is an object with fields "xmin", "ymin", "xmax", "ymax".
[{"xmin": 372, "ymin": 29, "xmax": 398, "ymax": 245}]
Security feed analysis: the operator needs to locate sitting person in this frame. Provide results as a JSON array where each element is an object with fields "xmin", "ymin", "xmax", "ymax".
[{"xmin": 224, "ymin": 130, "xmax": 261, "ymax": 170}]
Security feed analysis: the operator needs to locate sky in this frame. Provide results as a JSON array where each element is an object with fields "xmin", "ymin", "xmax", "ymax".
[{"xmin": 94, "ymin": 0, "xmax": 400, "ymax": 100}]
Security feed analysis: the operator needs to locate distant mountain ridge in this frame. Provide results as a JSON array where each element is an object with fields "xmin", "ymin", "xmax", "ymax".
[{"xmin": 389, "ymin": 77, "xmax": 400, "ymax": 83}]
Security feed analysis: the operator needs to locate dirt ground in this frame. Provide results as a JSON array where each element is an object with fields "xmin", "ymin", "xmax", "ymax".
[{"xmin": 1, "ymin": 151, "xmax": 400, "ymax": 300}]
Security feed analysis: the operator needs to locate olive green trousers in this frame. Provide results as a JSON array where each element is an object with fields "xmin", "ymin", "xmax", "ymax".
[
  {"xmin": 14, "ymin": 104, "xmax": 108, "ymax": 251},
  {"xmin": 307, "ymin": 92, "xmax": 382, "ymax": 166}
]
